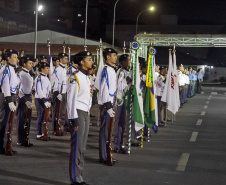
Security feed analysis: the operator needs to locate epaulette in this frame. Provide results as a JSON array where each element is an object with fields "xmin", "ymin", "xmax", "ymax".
[
  {"xmin": 71, "ymin": 69, "xmax": 79, "ymax": 76},
  {"xmin": 15, "ymin": 66, "xmax": 22, "ymax": 73}
]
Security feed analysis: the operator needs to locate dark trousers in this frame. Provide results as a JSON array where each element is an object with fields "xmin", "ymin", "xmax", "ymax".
[
  {"xmin": 179, "ymin": 86, "xmax": 185, "ymax": 105},
  {"xmin": 187, "ymin": 81, "xmax": 192, "ymax": 97},
  {"xmin": 17, "ymin": 97, "xmax": 32, "ymax": 144},
  {"xmin": 197, "ymin": 80, "xmax": 202, "ymax": 94},
  {"xmin": 99, "ymin": 105, "xmax": 112, "ymax": 162},
  {"xmin": 113, "ymin": 101, "xmax": 129, "ymax": 150},
  {"xmin": 184, "ymin": 85, "xmax": 188, "ymax": 103},
  {"xmin": 35, "ymin": 98, "xmax": 46, "ymax": 135},
  {"xmin": 52, "ymin": 93, "xmax": 67, "ymax": 132},
  {"xmin": 69, "ymin": 109, "xmax": 90, "ymax": 184},
  {"xmin": 0, "ymin": 93, "xmax": 16, "ymax": 151}
]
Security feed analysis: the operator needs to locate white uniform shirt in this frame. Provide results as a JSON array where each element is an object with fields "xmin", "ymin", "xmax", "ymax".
[
  {"xmin": 0, "ymin": 64, "xmax": 18, "ymax": 98},
  {"xmin": 156, "ymin": 74, "xmax": 165, "ymax": 96},
  {"xmin": 116, "ymin": 68, "xmax": 130, "ymax": 101},
  {"xmin": 67, "ymin": 69, "xmax": 92, "ymax": 119},
  {"xmin": 19, "ymin": 68, "xmax": 33, "ymax": 98},
  {"xmin": 52, "ymin": 63, "xmax": 67, "ymax": 94},
  {"xmin": 98, "ymin": 64, "xmax": 116, "ymax": 105},
  {"xmin": 35, "ymin": 73, "xmax": 51, "ymax": 99},
  {"xmin": 178, "ymin": 70, "xmax": 185, "ymax": 86}
]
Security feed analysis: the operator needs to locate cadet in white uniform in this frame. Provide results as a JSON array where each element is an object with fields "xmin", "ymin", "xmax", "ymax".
[
  {"xmin": 178, "ymin": 64, "xmax": 185, "ymax": 107},
  {"xmin": 156, "ymin": 66, "xmax": 167, "ymax": 126},
  {"xmin": 0, "ymin": 49, "xmax": 19, "ymax": 155},
  {"xmin": 113, "ymin": 54, "xmax": 132, "ymax": 154},
  {"xmin": 98, "ymin": 48, "xmax": 117, "ymax": 164},
  {"xmin": 17, "ymin": 57, "xmax": 33, "ymax": 146},
  {"xmin": 52, "ymin": 53, "xmax": 68, "ymax": 134},
  {"xmin": 67, "ymin": 51, "xmax": 93, "ymax": 185},
  {"xmin": 34, "ymin": 63, "xmax": 51, "ymax": 139}
]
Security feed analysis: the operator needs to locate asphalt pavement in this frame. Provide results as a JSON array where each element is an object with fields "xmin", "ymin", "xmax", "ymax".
[{"xmin": 0, "ymin": 85, "xmax": 226, "ymax": 185}]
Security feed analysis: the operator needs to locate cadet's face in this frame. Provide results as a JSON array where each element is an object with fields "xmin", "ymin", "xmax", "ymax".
[
  {"xmin": 42, "ymin": 67, "xmax": 50, "ymax": 75},
  {"xmin": 61, "ymin": 56, "xmax": 69, "ymax": 65},
  {"xmin": 108, "ymin": 53, "xmax": 117, "ymax": 64},
  {"xmin": 82, "ymin": 56, "xmax": 93, "ymax": 70},
  {"xmin": 8, "ymin": 54, "xmax": 18, "ymax": 65},
  {"xmin": 123, "ymin": 57, "xmax": 131, "ymax": 69},
  {"xmin": 24, "ymin": 60, "xmax": 33, "ymax": 71},
  {"xmin": 56, "ymin": 60, "xmax": 60, "ymax": 66}
]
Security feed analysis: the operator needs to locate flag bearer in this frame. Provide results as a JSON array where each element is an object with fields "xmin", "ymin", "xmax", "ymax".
[
  {"xmin": 0, "ymin": 49, "xmax": 19, "ymax": 155},
  {"xmin": 17, "ymin": 57, "xmax": 34, "ymax": 146},
  {"xmin": 67, "ymin": 51, "xmax": 93, "ymax": 185},
  {"xmin": 156, "ymin": 66, "xmax": 167, "ymax": 126},
  {"xmin": 52, "ymin": 53, "xmax": 68, "ymax": 134},
  {"xmin": 35, "ymin": 62, "xmax": 51, "ymax": 139},
  {"xmin": 98, "ymin": 48, "xmax": 118, "ymax": 164},
  {"xmin": 113, "ymin": 54, "xmax": 132, "ymax": 154}
]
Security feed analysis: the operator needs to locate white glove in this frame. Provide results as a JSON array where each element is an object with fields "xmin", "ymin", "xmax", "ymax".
[
  {"xmin": 25, "ymin": 101, "xmax": 32, "ymax": 109},
  {"xmin": 44, "ymin": 102, "xmax": 51, "ymax": 108},
  {"xmin": 107, "ymin": 108, "xmax": 115, "ymax": 118},
  {"xmin": 57, "ymin": 94, "xmax": 62, "ymax": 101},
  {"xmin": 8, "ymin": 102, "xmax": 16, "ymax": 112}
]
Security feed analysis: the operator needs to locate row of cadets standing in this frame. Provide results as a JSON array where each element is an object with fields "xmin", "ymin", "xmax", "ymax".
[
  {"xmin": 51, "ymin": 53, "xmax": 68, "ymax": 135},
  {"xmin": 0, "ymin": 49, "xmax": 19, "ymax": 155},
  {"xmin": 16, "ymin": 57, "xmax": 34, "ymax": 146},
  {"xmin": 67, "ymin": 51, "xmax": 93, "ymax": 185},
  {"xmin": 34, "ymin": 62, "xmax": 52, "ymax": 139},
  {"xmin": 113, "ymin": 54, "xmax": 132, "ymax": 154}
]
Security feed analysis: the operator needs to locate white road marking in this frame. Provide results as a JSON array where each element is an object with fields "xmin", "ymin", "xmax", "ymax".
[
  {"xmin": 196, "ymin": 119, "xmax": 203, "ymax": 126},
  {"xmin": 176, "ymin": 153, "xmax": 190, "ymax": 171},
  {"xmin": 211, "ymin": 92, "xmax": 217, "ymax": 95},
  {"xmin": 190, "ymin": 132, "xmax": 198, "ymax": 142},
  {"xmin": 204, "ymin": 105, "xmax": 208, "ymax": 109},
  {"xmin": 201, "ymin": 111, "xmax": 206, "ymax": 116},
  {"xmin": 208, "ymin": 97, "xmax": 211, "ymax": 100},
  {"xmin": 206, "ymin": 101, "xmax": 209, "ymax": 104},
  {"xmin": 201, "ymin": 92, "xmax": 204, "ymax": 94}
]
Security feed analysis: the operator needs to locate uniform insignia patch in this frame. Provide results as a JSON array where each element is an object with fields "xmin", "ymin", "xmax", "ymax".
[{"xmin": 70, "ymin": 79, "xmax": 77, "ymax": 84}]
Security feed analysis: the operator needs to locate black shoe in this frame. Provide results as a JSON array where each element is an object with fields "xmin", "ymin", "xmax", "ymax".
[
  {"xmin": 71, "ymin": 182, "xmax": 89, "ymax": 185},
  {"xmin": 131, "ymin": 142, "xmax": 141, "ymax": 147},
  {"xmin": 119, "ymin": 148, "xmax": 128, "ymax": 154},
  {"xmin": 24, "ymin": 143, "xmax": 33, "ymax": 147}
]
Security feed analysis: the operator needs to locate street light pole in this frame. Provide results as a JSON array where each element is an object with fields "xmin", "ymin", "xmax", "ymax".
[
  {"xmin": 112, "ymin": 0, "xmax": 120, "ymax": 48},
  {"xmin": 136, "ymin": 6, "xmax": 155, "ymax": 35},
  {"xmin": 34, "ymin": 0, "xmax": 38, "ymax": 59},
  {"xmin": 84, "ymin": 0, "xmax": 88, "ymax": 51}
]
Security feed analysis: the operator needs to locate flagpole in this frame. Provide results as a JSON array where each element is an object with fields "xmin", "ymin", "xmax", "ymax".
[
  {"xmin": 47, "ymin": 38, "xmax": 50, "ymax": 56},
  {"xmin": 63, "ymin": 41, "xmax": 66, "ymax": 53},
  {"xmin": 84, "ymin": 0, "xmax": 88, "ymax": 51},
  {"xmin": 123, "ymin": 41, "xmax": 126, "ymax": 54}
]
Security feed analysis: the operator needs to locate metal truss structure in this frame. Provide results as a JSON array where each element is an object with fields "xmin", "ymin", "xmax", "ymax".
[{"xmin": 136, "ymin": 34, "xmax": 226, "ymax": 59}]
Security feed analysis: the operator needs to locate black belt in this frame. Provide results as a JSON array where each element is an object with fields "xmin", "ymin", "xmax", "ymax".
[{"xmin": 0, "ymin": 86, "xmax": 1, "ymax": 93}]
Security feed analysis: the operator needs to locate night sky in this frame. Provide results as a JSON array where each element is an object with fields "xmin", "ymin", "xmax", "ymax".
[{"xmin": 20, "ymin": 0, "xmax": 226, "ymax": 25}]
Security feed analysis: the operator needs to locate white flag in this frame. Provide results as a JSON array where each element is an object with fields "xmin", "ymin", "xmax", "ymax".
[
  {"xmin": 94, "ymin": 47, "xmax": 104, "ymax": 91},
  {"xmin": 161, "ymin": 50, "xmax": 179, "ymax": 114},
  {"xmin": 49, "ymin": 55, "xmax": 54, "ymax": 86}
]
